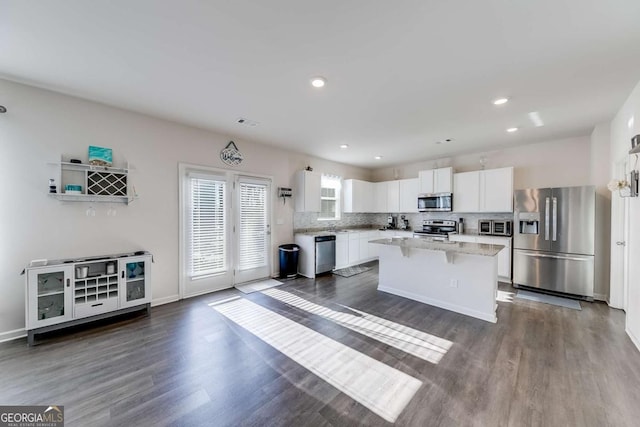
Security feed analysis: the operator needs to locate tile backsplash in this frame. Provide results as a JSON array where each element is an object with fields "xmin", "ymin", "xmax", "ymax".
[{"xmin": 294, "ymin": 211, "xmax": 514, "ymax": 232}]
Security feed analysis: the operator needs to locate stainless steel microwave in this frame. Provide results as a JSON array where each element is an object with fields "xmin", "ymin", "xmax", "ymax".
[{"xmin": 417, "ymin": 193, "xmax": 453, "ymax": 212}]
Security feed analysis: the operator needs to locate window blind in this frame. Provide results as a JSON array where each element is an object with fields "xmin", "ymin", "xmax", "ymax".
[
  {"xmin": 188, "ymin": 176, "xmax": 226, "ymax": 277},
  {"xmin": 238, "ymin": 182, "xmax": 267, "ymax": 271},
  {"xmin": 319, "ymin": 174, "xmax": 342, "ymax": 220}
]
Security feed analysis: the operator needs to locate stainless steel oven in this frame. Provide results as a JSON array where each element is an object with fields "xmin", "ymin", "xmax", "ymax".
[
  {"xmin": 413, "ymin": 220, "xmax": 457, "ymax": 240},
  {"xmin": 417, "ymin": 193, "xmax": 453, "ymax": 212}
]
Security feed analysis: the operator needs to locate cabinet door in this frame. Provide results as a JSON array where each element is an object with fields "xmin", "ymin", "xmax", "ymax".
[
  {"xmin": 27, "ymin": 266, "xmax": 73, "ymax": 329},
  {"xmin": 476, "ymin": 236, "xmax": 512, "ymax": 281},
  {"xmin": 343, "ymin": 179, "xmax": 355, "ymax": 213},
  {"xmin": 453, "ymin": 171, "xmax": 480, "ymax": 212},
  {"xmin": 359, "ymin": 236, "xmax": 369, "ymax": 260},
  {"xmin": 294, "ymin": 170, "xmax": 321, "ymax": 212},
  {"xmin": 120, "ymin": 255, "xmax": 152, "ymax": 309},
  {"xmin": 481, "ymin": 167, "xmax": 514, "ymax": 212},
  {"xmin": 373, "ymin": 182, "xmax": 387, "ymax": 213},
  {"xmin": 344, "ymin": 179, "xmax": 373, "ymax": 213},
  {"xmin": 348, "ymin": 233, "xmax": 360, "ymax": 264},
  {"xmin": 387, "ymin": 181, "xmax": 400, "ymax": 213},
  {"xmin": 399, "ymin": 178, "xmax": 419, "ymax": 213},
  {"xmin": 335, "ymin": 239, "xmax": 349, "ymax": 269},
  {"xmin": 367, "ymin": 231, "xmax": 381, "ymax": 258},
  {"xmin": 419, "ymin": 170, "xmax": 435, "ymax": 194},
  {"xmin": 434, "ymin": 167, "xmax": 453, "ymax": 193}
]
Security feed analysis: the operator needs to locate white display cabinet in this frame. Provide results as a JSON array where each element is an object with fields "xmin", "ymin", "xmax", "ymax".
[{"xmin": 24, "ymin": 252, "xmax": 152, "ymax": 345}]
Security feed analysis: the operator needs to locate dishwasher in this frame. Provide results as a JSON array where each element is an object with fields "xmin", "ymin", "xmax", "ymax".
[{"xmin": 315, "ymin": 235, "xmax": 336, "ymax": 275}]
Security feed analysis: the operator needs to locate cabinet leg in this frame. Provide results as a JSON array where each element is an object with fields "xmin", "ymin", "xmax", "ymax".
[
  {"xmin": 27, "ymin": 331, "xmax": 35, "ymax": 347},
  {"xmin": 145, "ymin": 303, "xmax": 151, "ymax": 316}
]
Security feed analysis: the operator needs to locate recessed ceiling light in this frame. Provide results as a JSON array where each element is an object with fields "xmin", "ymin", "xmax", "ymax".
[
  {"xmin": 506, "ymin": 127, "xmax": 519, "ymax": 133},
  {"xmin": 493, "ymin": 98, "xmax": 509, "ymax": 105},
  {"xmin": 629, "ymin": 116, "xmax": 635, "ymax": 129},
  {"xmin": 374, "ymin": 156, "xmax": 382, "ymax": 160},
  {"xmin": 310, "ymin": 76, "xmax": 326, "ymax": 88},
  {"xmin": 339, "ymin": 144, "xmax": 349, "ymax": 149}
]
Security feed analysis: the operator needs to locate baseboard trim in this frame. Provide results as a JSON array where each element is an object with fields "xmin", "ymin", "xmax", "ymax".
[
  {"xmin": 151, "ymin": 294, "xmax": 180, "ymax": 307},
  {"xmin": 378, "ymin": 286, "xmax": 497, "ymax": 324},
  {"xmin": 593, "ymin": 293, "xmax": 608, "ymax": 302},
  {"xmin": 0, "ymin": 328, "xmax": 27, "ymax": 344},
  {"xmin": 626, "ymin": 327, "xmax": 640, "ymax": 353}
]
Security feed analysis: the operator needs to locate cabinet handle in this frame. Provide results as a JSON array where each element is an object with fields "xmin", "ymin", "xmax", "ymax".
[
  {"xmin": 66, "ymin": 278, "xmax": 70, "ymax": 287},
  {"xmin": 91, "ymin": 303, "xmax": 103, "ymax": 307},
  {"xmin": 121, "ymin": 271, "xmax": 125, "ymax": 279}
]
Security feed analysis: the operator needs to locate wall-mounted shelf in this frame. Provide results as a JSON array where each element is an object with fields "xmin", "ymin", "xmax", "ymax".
[{"xmin": 48, "ymin": 160, "xmax": 136, "ymax": 204}]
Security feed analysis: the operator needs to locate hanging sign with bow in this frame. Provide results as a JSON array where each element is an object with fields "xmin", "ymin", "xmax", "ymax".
[{"xmin": 220, "ymin": 141, "xmax": 244, "ymax": 166}]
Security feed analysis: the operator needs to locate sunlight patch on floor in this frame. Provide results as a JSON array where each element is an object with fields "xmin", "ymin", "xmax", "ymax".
[
  {"xmin": 262, "ymin": 288, "xmax": 452, "ymax": 364},
  {"xmin": 497, "ymin": 290, "xmax": 515, "ymax": 303},
  {"xmin": 209, "ymin": 298, "xmax": 422, "ymax": 423}
]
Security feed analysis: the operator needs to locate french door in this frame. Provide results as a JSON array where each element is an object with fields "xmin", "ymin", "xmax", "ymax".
[
  {"xmin": 179, "ymin": 165, "xmax": 272, "ymax": 298},
  {"xmin": 235, "ymin": 177, "xmax": 271, "ymax": 284}
]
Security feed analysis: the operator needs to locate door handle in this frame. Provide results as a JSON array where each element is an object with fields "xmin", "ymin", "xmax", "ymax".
[
  {"xmin": 518, "ymin": 251, "xmax": 590, "ymax": 262},
  {"xmin": 552, "ymin": 197, "xmax": 557, "ymax": 242},
  {"xmin": 616, "ymin": 241, "xmax": 626, "ymax": 246},
  {"xmin": 544, "ymin": 197, "xmax": 550, "ymax": 240}
]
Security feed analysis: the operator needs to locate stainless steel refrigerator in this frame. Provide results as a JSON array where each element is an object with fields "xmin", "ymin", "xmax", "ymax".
[{"xmin": 513, "ymin": 186, "xmax": 595, "ymax": 299}]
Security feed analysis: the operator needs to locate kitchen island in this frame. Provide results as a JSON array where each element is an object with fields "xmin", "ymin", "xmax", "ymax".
[{"xmin": 370, "ymin": 238, "xmax": 504, "ymax": 323}]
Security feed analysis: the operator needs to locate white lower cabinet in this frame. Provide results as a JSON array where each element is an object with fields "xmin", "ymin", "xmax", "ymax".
[
  {"xmin": 335, "ymin": 234, "xmax": 349, "ymax": 269},
  {"xmin": 348, "ymin": 232, "xmax": 360, "ymax": 264},
  {"xmin": 449, "ymin": 234, "xmax": 512, "ymax": 282},
  {"xmin": 25, "ymin": 252, "xmax": 152, "ymax": 345}
]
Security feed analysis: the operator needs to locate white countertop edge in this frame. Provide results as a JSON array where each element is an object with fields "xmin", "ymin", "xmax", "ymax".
[{"xmin": 369, "ymin": 238, "xmax": 504, "ymax": 257}]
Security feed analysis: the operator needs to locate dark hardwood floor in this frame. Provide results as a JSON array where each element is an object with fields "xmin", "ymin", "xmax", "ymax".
[{"xmin": 1, "ymin": 262, "xmax": 640, "ymax": 426}]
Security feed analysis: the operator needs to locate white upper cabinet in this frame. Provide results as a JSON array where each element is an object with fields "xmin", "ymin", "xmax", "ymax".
[
  {"xmin": 480, "ymin": 167, "xmax": 514, "ymax": 212},
  {"xmin": 453, "ymin": 167, "xmax": 514, "ymax": 213},
  {"xmin": 387, "ymin": 180, "xmax": 400, "ymax": 213},
  {"xmin": 399, "ymin": 178, "xmax": 419, "ymax": 213},
  {"xmin": 373, "ymin": 182, "xmax": 388, "ymax": 213},
  {"xmin": 343, "ymin": 179, "xmax": 373, "ymax": 213},
  {"xmin": 294, "ymin": 170, "xmax": 321, "ymax": 212},
  {"xmin": 453, "ymin": 171, "xmax": 481, "ymax": 212},
  {"xmin": 419, "ymin": 167, "xmax": 453, "ymax": 194}
]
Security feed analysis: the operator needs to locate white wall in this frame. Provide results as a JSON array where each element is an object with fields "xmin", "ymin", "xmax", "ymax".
[
  {"xmin": 371, "ymin": 135, "xmax": 593, "ymax": 189},
  {"xmin": 0, "ymin": 78, "xmax": 370, "ymax": 339},
  {"xmin": 609, "ymin": 79, "xmax": 640, "ymax": 350}
]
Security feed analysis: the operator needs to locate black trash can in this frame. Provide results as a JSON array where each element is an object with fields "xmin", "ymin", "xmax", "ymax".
[{"xmin": 279, "ymin": 244, "xmax": 300, "ymax": 278}]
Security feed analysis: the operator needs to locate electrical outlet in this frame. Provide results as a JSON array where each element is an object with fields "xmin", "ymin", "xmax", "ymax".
[{"xmin": 449, "ymin": 279, "xmax": 458, "ymax": 288}]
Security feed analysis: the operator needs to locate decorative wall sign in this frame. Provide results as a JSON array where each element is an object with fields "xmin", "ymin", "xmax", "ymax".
[{"xmin": 220, "ymin": 141, "xmax": 244, "ymax": 166}]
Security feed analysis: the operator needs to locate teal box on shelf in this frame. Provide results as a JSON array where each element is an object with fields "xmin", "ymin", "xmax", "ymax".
[
  {"xmin": 88, "ymin": 145, "xmax": 113, "ymax": 166},
  {"xmin": 64, "ymin": 184, "xmax": 83, "ymax": 194}
]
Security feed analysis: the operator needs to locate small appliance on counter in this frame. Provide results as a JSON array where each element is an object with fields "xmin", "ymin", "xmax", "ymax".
[
  {"xmin": 413, "ymin": 219, "xmax": 457, "ymax": 241},
  {"xmin": 478, "ymin": 219, "xmax": 513, "ymax": 236},
  {"xmin": 387, "ymin": 215, "xmax": 397, "ymax": 229},
  {"xmin": 399, "ymin": 215, "xmax": 409, "ymax": 230}
]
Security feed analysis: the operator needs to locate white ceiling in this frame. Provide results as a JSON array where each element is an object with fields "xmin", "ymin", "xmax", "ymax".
[{"xmin": 2, "ymin": 0, "xmax": 640, "ymax": 168}]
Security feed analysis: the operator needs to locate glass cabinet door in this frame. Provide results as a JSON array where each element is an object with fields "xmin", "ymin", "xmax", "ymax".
[
  {"xmin": 27, "ymin": 266, "xmax": 73, "ymax": 329},
  {"xmin": 120, "ymin": 255, "xmax": 151, "ymax": 308}
]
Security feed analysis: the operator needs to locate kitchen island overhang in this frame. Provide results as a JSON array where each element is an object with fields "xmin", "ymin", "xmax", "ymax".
[{"xmin": 370, "ymin": 238, "xmax": 504, "ymax": 323}]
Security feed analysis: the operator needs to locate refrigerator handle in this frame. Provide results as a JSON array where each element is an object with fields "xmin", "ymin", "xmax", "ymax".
[
  {"xmin": 544, "ymin": 197, "xmax": 550, "ymax": 240},
  {"xmin": 552, "ymin": 197, "xmax": 557, "ymax": 241}
]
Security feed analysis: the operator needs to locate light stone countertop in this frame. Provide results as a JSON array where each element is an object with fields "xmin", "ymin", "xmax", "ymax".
[{"xmin": 369, "ymin": 237, "xmax": 504, "ymax": 257}]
